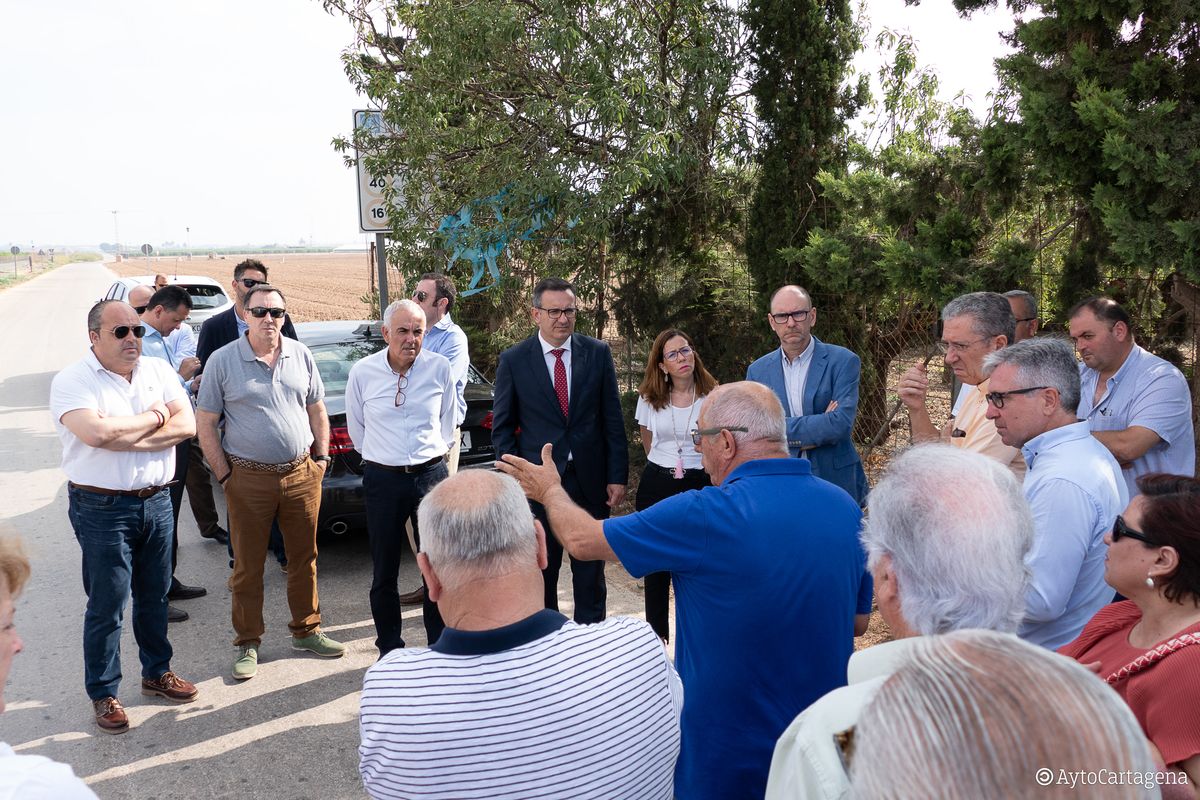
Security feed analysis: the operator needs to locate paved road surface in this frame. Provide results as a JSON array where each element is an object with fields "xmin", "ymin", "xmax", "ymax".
[{"xmin": 0, "ymin": 262, "xmax": 649, "ymax": 799}]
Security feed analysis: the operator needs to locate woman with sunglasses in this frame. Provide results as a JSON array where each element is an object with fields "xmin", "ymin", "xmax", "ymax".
[
  {"xmin": 1059, "ymin": 474, "xmax": 1200, "ymax": 790},
  {"xmin": 633, "ymin": 329, "xmax": 719, "ymax": 642}
]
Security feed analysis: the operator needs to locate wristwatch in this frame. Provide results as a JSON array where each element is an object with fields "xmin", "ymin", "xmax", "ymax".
[{"xmin": 312, "ymin": 455, "xmax": 332, "ymax": 463}]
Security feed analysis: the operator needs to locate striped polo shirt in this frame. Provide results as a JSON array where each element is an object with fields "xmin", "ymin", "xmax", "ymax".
[{"xmin": 359, "ymin": 610, "xmax": 683, "ymax": 799}]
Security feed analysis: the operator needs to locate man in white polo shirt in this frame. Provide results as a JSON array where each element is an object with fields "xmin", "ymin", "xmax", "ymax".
[
  {"xmin": 359, "ymin": 470, "xmax": 682, "ymax": 799},
  {"xmin": 346, "ymin": 299, "xmax": 456, "ymax": 652},
  {"xmin": 50, "ymin": 300, "xmax": 200, "ymax": 735}
]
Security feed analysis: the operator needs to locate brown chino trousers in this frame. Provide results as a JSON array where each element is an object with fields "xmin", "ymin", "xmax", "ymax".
[{"xmin": 225, "ymin": 457, "xmax": 323, "ymax": 646}]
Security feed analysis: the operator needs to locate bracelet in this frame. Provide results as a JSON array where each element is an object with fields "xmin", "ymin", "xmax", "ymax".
[
  {"xmin": 219, "ymin": 470, "xmax": 232, "ymax": 485},
  {"xmin": 152, "ymin": 409, "xmax": 166, "ymax": 429}
]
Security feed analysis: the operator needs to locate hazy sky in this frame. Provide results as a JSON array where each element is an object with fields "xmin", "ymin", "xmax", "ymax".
[{"xmin": 1, "ymin": 0, "xmax": 1014, "ymax": 250}]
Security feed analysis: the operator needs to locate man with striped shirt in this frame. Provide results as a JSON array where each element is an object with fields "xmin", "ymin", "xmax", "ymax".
[{"xmin": 359, "ymin": 470, "xmax": 682, "ymax": 800}]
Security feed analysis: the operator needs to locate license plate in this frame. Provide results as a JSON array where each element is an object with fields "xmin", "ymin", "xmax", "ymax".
[{"xmin": 459, "ymin": 431, "xmax": 472, "ymax": 451}]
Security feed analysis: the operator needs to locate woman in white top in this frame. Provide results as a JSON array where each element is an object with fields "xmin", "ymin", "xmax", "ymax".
[{"xmin": 634, "ymin": 328, "xmax": 719, "ymax": 642}]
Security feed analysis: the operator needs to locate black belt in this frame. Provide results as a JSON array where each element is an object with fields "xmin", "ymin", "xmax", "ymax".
[
  {"xmin": 69, "ymin": 481, "xmax": 175, "ymax": 498},
  {"xmin": 364, "ymin": 456, "xmax": 445, "ymax": 474},
  {"xmin": 645, "ymin": 462, "xmax": 705, "ymax": 476}
]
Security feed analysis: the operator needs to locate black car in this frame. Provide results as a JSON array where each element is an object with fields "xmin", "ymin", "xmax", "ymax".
[{"xmin": 298, "ymin": 320, "xmax": 495, "ymax": 535}]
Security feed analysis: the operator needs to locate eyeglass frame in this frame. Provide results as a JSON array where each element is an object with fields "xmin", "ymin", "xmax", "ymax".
[
  {"xmin": 690, "ymin": 426, "xmax": 749, "ymax": 446},
  {"xmin": 663, "ymin": 345, "xmax": 695, "ymax": 362},
  {"xmin": 535, "ymin": 306, "xmax": 577, "ymax": 320},
  {"xmin": 103, "ymin": 324, "xmax": 147, "ymax": 340},
  {"xmin": 1112, "ymin": 514, "xmax": 1157, "ymax": 547},
  {"xmin": 936, "ymin": 336, "xmax": 993, "ymax": 355},
  {"xmin": 769, "ymin": 309, "xmax": 812, "ymax": 325},
  {"xmin": 984, "ymin": 386, "xmax": 1050, "ymax": 409},
  {"xmin": 248, "ymin": 306, "xmax": 287, "ymax": 319},
  {"xmin": 412, "ymin": 289, "xmax": 430, "ymax": 303},
  {"xmin": 394, "ymin": 371, "xmax": 410, "ymax": 408},
  {"xmin": 239, "ymin": 278, "xmax": 266, "ymax": 289}
]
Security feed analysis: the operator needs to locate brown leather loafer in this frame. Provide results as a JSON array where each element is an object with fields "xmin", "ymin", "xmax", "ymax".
[
  {"xmin": 93, "ymin": 697, "xmax": 130, "ymax": 735},
  {"xmin": 141, "ymin": 671, "xmax": 199, "ymax": 704},
  {"xmin": 398, "ymin": 585, "xmax": 426, "ymax": 606}
]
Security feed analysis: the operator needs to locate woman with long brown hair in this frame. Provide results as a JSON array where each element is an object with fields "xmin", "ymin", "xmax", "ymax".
[{"xmin": 633, "ymin": 328, "xmax": 719, "ymax": 641}]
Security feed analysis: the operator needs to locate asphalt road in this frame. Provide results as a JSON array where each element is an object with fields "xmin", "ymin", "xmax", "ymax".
[{"xmin": 0, "ymin": 262, "xmax": 649, "ymax": 799}]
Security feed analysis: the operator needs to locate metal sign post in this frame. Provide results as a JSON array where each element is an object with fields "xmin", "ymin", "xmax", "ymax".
[{"xmin": 9, "ymin": 246, "xmax": 18, "ymax": 275}]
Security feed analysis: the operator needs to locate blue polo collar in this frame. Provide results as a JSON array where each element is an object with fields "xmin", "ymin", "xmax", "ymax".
[
  {"xmin": 430, "ymin": 609, "xmax": 569, "ymax": 655},
  {"xmin": 724, "ymin": 456, "xmax": 812, "ymax": 484}
]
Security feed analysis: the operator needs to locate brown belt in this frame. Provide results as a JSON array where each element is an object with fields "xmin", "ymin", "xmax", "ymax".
[
  {"xmin": 69, "ymin": 481, "xmax": 174, "ymax": 499},
  {"xmin": 227, "ymin": 452, "xmax": 308, "ymax": 473}
]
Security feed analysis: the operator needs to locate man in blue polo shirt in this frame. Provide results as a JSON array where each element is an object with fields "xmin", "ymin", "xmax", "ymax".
[{"xmin": 499, "ymin": 381, "xmax": 871, "ymax": 800}]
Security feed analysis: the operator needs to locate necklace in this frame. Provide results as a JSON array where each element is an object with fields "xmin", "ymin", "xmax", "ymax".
[{"xmin": 668, "ymin": 385, "xmax": 698, "ymax": 479}]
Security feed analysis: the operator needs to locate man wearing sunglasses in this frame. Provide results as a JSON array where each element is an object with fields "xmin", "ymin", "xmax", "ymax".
[
  {"xmin": 50, "ymin": 300, "xmax": 201, "ymax": 734},
  {"xmin": 746, "ymin": 285, "xmax": 868, "ymax": 504},
  {"xmin": 982, "ymin": 338, "xmax": 1128, "ymax": 649},
  {"xmin": 196, "ymin": 285, "xmax": 345, "ymax": 680}
]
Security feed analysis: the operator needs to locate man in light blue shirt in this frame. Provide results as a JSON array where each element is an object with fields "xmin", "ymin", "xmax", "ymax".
[
  {"xmin": 411, "ymin": 272, "xmax": 469, "ymax": 461},
  {"xmin": 983, "ymin": 337, "xmax": 1128, "ymax": 649},
  {"xmin": 1069, "ymin": 296, "xmax": 1195, "ymax": 497}
]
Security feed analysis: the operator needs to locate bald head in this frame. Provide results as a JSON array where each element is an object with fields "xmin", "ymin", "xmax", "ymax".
[
  {"xmin": 695, "ymin": 382, "xmax": 789, "ymax": 484},
  {"xmin": 128, "ymin": 285, "xmax": 153, "ymax": 309}
]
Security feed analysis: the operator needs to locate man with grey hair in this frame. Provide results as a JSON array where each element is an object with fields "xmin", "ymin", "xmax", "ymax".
[
  {"xmin": 358, "ymin": 470, "xmax": 682, "ymax": 799},
  {"xmin": 345, "ymin": 298, "xmax": 456, "ymax": 653},
  {"xmin": 766, "ymin": 444, "xmax": 1033, "ymax": 799},
  {"xmin": 983, "ymin": 337, "xmax": 1128, "ymax": 649},
  {"xmin": 1004, "ymin": 289, "xmax": 1040, "ymax": 342},
  {"xmin": 899, "ymin": 291, "xmax": 1025, "ymax": 478},
  {"xmin": 499, "ymin": 381, "xmax": 872, "ymax": 800},
  {"xmin": 197, "ymin": 284, "xmax": 345, "ymax": 680},
  {"xmin": 849, "ymin": 630, "xmax": 1160, "ymax": 799}
]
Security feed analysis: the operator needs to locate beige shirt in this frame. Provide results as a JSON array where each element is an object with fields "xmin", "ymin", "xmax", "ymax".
[{"xmin": 949, "ymin": 380, "xmax": 1026, "ymax": 480}]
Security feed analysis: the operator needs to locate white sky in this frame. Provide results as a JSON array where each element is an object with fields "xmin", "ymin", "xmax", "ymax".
[{"xmin": 0, "ymin": 0, "xmax": 1015, "ymax": 251}]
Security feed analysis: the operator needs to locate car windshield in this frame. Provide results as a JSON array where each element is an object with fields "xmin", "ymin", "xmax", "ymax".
[
  {"xmin": 182, "ymin": 284, "xmax": 227, "ymax": 310},
  {"xmin": 310, "ymin": 340, "xmax": 386, "ymax": 396}
]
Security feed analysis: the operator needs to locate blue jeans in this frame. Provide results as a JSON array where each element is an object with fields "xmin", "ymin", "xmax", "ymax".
[{"xmin": 68, "ymin": 485, "xmax": 174, "ymax": 701}]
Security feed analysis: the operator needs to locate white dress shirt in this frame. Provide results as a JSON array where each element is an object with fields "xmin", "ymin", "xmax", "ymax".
[
  {"xmin": 345, "ymin": 347, "xmax": 456, "ymax": 467},
  {"xmin": 538, "ymin": 332, "xmax": 572, "ymax": 402},
  {"xmin": 780, "ymin": 338, "xmax": 815, "ymax": 417}
]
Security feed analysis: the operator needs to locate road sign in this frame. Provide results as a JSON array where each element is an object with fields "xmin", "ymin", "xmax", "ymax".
[
  {"xmin": 141, "ymin": 243, "xmax": 153, "ymax": 256},
  {"xmin": 9, "ymin": 246, "xmax": 17, "ymax": 255},
  {"xmin": 353, "ymin": 110, "xmax": 402, "ymax": 233}
]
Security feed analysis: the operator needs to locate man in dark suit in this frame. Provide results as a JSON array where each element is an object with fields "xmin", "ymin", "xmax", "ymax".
[
  {"xmin": 492, "ymin": 277, "xmax": 628, "ymax": 623},
  {"xmin": 193, "ymin": 258, "xmax": 298, "ymax": 567},
  {"xmin": 746, "ymin": 285, "xmax": 868, "ymax": 505}
]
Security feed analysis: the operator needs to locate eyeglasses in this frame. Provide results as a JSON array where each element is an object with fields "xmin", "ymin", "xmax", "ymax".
[
  {"xmin": 395, "ymin": 372, "xmax": 409, "ymax": 407},
  {"xmin": 1015, "ymin": 317, "xmax": 1037, "ymax": 324},
  {"xmin": 1112, "ymin": 515, "xmax": 1157, "ymax": 546},
  {"xmin": 936, "ymin": 336, "xmax": 991, "ymax": 355},
  {"xmin": 106, "ymin": 325, "xmax": 146, "ymax": 340},
  {"xmin": 984, "ymin": 386, "xmax": 1049, "ymax": 409},
  {"xmin": 664, "ymin": 346, "xmax": 694, "ymax": 362},
  {"xmin": 770, "ymin": 309, "xmax": 811, "ymax": 325},
  {"xmin": 240, "ymin": 278, "xmax": 266, "ymax": 289},
  {"xmin": 412, "ymin": 290, "xmax": 429, "ymax": 303},
  {"xmin": 690, "ymin": 426, "xmax": 749, "ymax": 446},
  {"xmin": 248, "ymin": 307, "xmax": 286, "ymax": 319},
  {"xmin": 537, "ymin": 307, "xmax": 577, "ymax": 320},
  {"xmin": 133, "ymin": 305, "xmax": 148, "ymax": 315}
]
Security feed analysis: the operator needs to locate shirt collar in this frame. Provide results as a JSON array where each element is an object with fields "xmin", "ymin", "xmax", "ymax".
[
  {"xmin": 724, "ymin": 456, "xmax": 812, "ymax": 484},
  {"xmin": 433, "ymin": 313, "xmax": 455, "ymax": 333},
  {"xmin": 85, "ymin": 348, "xmax": 141, "ymax": 380},
  {"xmin": 1021, "ymin": 420, "xmax": 1093, "ymax": 468},
  {"xmin": 430, "ymin": 609, "xmax": 569, "ymax": 655},
  {"xmin": 538, "ymin": 332, "xmax": 571, "ymax": 355},
  {"xmin": 1106, "ymin": 344, "xmax": 1143, "ymax": 386},
  {"xmin": 779, "ymin": 336, "xmax": 815, "ymax": 367}
]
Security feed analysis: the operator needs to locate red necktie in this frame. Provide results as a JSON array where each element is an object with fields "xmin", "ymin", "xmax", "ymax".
[{"xmin": 551, "ymin": 348, "xmax": 569, "ymax": 417}]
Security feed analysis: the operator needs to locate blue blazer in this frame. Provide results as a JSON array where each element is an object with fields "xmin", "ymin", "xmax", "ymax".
[
  {"xmin": 196, "ymin": 306, "xmax": 297, "ymax": 370},
  {"xmin": 746, "ymin": 337, "xmax": 868, "ymax": 504},
  {"xmin": 493, "ymin": 333, "xmax": 629, "ymax": 514}
]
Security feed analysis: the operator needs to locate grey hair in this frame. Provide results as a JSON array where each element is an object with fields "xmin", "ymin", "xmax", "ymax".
[
  {"xmin": 417, "ymin": 471, "xmax": 538, "ymax": 590},
  {"xmin": 850, "ymin": 630, "xmax": 1158, "ymax": 799},
  {"xmin": 1003, "ymin": 289, "xmax": 1038, "ymax": 320},
  {"xmin": 863, "ymin": 445, "xmax": 1032, "ymax": 634},
  {"xmin": 982, "ymin": 336, "xmax": 1082, "ymax": 414},
  {"xmin": 942, "ymin": 291, "xmax": 1015, "ymax": 345},
  {"xmin": 702, "ymin": 382, "xmax": 788, "ymax": 451},
  {"xmin": 87, "ymin": 299, "xmax": 123, "ymax": 332},
  {"xmin": 382, "ymin": 298, "xmax": 425, "ymax": 327}
]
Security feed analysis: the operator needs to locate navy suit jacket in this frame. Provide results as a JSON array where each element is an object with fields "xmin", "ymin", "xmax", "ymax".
[
  {"xmin": 493, "ymin": 333, "xmax": 628, "ymax": 514},
  {"xmin": 196, "ymin": 305, "xmax": 298, "ymax": 369},
  {"xmin": 746, "ymin": 337, "xmax": 868, "ymax": 504}
]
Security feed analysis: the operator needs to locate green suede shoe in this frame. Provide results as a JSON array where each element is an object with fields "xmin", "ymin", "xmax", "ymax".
[
  {"xmin": 291, "ymin": 632, "xmax": 346, "ymax": 658},
  {"xmin": 233, "ymin": 644, "xmax": 259, "ymax": 680}
]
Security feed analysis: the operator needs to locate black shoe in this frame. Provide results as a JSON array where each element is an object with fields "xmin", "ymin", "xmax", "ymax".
[
  {"xmin": 168, "ymin": 580, "xmax": 207, "ymax": 601},
  {"xmin": 168, "ymin": 605, "xmax": 189, "ymax": 623},
  {"xmin": 201, "ymin": 525, "xmax": 230, "ymax": 546}
]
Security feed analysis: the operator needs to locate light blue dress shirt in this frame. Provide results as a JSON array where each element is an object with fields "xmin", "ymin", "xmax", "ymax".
[
  {"xmin": 422, "ymin": 313, "xmax": 470, "ymax": 426},
  {"xmin": 1018, "ymin": 421, "xmax": 1129, "ymax": 650},
  {"xmin": 1077, "ymin": 345, "xmax": 1195, "ymax": 497}
]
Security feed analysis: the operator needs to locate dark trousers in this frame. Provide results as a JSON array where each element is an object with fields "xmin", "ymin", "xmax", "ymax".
[
  {"xmin": 537, "ymin": 465, "xmax": 608, "ymax": 624},
  {"xmin": 363, "ymin": 461, "xmax": 449, "ymax": 654},
  {"xmin": 634, "ymin": 463, "xmax": 711, "ymax": 641},
  {"xmin": 167, "ymin": 439, "xmax": 190, "ymax": 579},
  {"xmin": 184, "ymin": 438, "xmax": 221, "ymax": 534}
]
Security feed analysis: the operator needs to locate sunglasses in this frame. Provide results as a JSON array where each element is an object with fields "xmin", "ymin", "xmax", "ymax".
[
  {"xmin": 1112, "ymin": 515, "xmax": 1157, "ymax": 546},
  {"xmin": 248, "ymin": 307, "xmax": 286, "ymax": 319},
  {"xmin": 106, "ymin": 324, "xmax": 146, "ymax": 340},
  {"xmin": 412, "ymin": 290, "xmax": 429, "ymax": 303},
  {"xmin": 240, "ymin": 278, "xmax": 266, "ymax": 289},
  {"xmin": 133, "ymin": 305, "xmax": 148, "ymax": 315}
]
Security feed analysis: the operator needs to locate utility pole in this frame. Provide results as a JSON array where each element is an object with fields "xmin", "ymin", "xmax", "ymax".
[{"xmin": 111, "ymin": 210, "xmax": 121, "ymax": 260}]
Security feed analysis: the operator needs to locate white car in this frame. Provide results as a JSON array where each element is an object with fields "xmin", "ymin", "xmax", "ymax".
[{"xmin": 103, "ymin": 274, "xmax": 233, "ymax": 333}]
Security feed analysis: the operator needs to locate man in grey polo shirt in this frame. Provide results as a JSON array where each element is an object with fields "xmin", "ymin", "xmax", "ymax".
[{"xmin": 196, "ymin": 284, "xmax": 345, "ymax": 680}]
